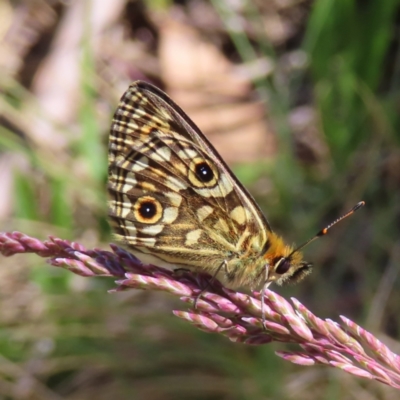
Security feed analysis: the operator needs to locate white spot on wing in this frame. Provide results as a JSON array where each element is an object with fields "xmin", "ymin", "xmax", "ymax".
[
  {"xmin": 197, "ymin": 205, "xmax": 214, "ymax": 222},
  {"xmin": 160, "ymin": 108, "xmax": 172, "ymax": 120},
  {"xmin": 163, "ymin": 207, "xmax": 179, "ymax": 223},
  {"xmin": 165, "ymin": 175, "xmax": 187, "ymax": 191},
  {"xmin": 185, "ymin": 229, "xmax": 202, "ymax": 246},
  {"xmin": 135, "ymin": 238, "xmax": 156, "ymax": 247},
  {"xmin": 178, "ymin": 149, "xmax": 198, "ymax": 159},
  {"xmin": 230, "ymin": 206, "xmax": 247, "ymax": 225},
  {"xmin": 142, "ymin": 224, "xmax": 164, "ymax": 235},
  {"xmin": 122, "ymin": 174, "xmax": 137, "ymax": 191},
  {"xmin": 125, "ymin": 224, "xmax": 137, "ymax": 235},
  {"xmin": 132, "ymin": 156, "xmax": 149, "ymax": 172},
  {"xmin": 165, "ymin": 192, "xmax": 182, "ymax": 207},
  {"xmin": 115, "ymin": 154, "xmax": 126, "ymax": 164},
  {"xmin": 152, "ymin": 147, "xmax": 172, "ymax": 162}
]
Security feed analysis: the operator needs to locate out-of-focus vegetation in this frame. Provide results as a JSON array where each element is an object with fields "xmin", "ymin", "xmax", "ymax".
[{"xmin": 0, "ymin": 0, "xmax": 399, "ymax": 399}]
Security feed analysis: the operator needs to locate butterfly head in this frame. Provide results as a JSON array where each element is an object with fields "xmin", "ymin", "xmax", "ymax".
[{"xmin": 263, "ymin": 232, "xmax": 312, "ymax": 286}]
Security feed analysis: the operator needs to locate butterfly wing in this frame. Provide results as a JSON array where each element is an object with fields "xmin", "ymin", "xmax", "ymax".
[{"xmin": 108, "ymin": 81, "xmax": 271, "ymax": 275}]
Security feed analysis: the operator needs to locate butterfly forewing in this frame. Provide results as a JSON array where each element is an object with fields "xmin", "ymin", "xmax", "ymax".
[{"xmin": 108, "ymin": 81, "xmax": 271, "ymax": 275}]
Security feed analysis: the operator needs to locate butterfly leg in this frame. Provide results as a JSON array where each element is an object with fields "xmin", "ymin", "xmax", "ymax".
[
  {"xmin": 193, "ymin": 260, "xmax": 227, "ymax": 309},
  {"xmin": 261, "ymin": 266, "xmax": 271, "ymax": 326},
  {"xmin": 173, "ymin": 267, "xmax": 191, "ymax": 275}
]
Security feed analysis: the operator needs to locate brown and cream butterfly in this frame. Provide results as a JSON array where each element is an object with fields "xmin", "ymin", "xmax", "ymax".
[{"xmin": 108, "ymin": 81, "xmax": 364, "ymax": 294}]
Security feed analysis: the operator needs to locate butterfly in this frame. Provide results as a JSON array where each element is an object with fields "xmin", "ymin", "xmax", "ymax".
[{"xmin": 107, "ymin": 81, "xmax": 364, "ymax": 295}]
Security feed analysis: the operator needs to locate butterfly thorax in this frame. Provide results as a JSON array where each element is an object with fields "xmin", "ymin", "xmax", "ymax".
[{"xmin": 224, "ymin": 230, "xmax": 310, "ymax": 289}]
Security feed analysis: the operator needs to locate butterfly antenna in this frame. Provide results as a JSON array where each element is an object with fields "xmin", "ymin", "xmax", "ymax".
[{"xmin": 288, "ymin": 201, "xmax": 365, "ymax": 258}]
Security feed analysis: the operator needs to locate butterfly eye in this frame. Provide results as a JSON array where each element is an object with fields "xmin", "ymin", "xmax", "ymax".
[
  {"xmin": 275, "ymin": 258, "xmax": 291, "ymax": 274},
  {"xmin": 195, "ymin": 162, "xmax": 214, "ymax": 182}
]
